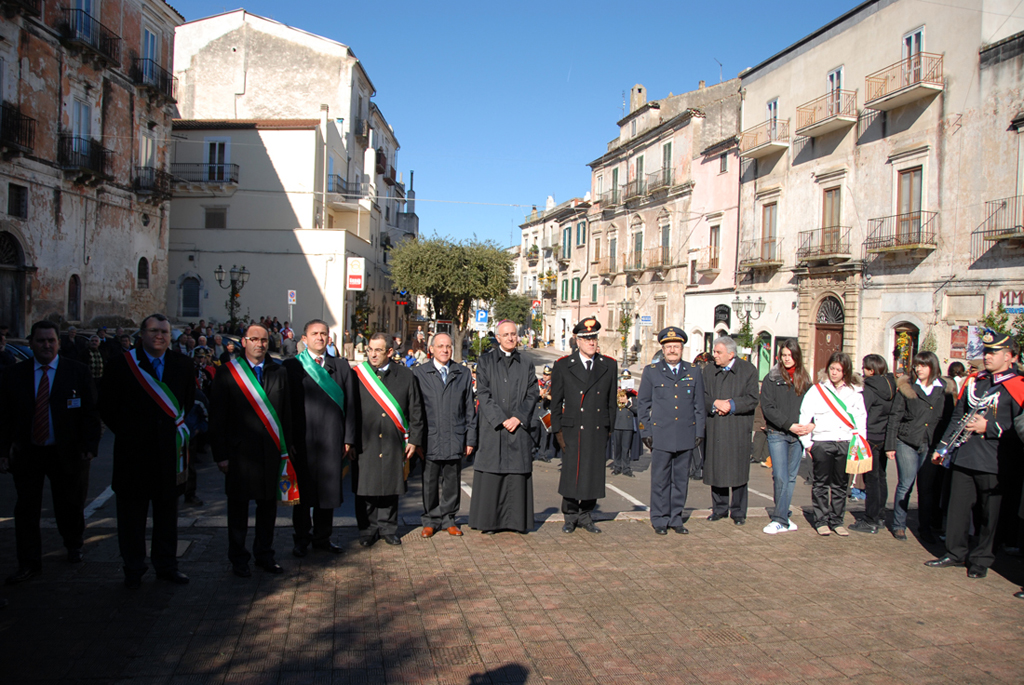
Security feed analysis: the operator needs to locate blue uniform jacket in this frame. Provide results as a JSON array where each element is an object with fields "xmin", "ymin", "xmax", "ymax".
[{"xmin": 636, "ymin": 360, "xmax": 706, "ymax": 452}]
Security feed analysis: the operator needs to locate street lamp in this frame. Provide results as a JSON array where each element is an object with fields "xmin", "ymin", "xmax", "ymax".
[
  {"xmin": 619, "ymin": 298, "xmax": 634, "ymax": 367},
  {"xmin": 731, "ymin": 294, "xmax": 766, "ymax": 323},
  {"xmin": 215, "ymin": 264, "xmax": 250, "ymax": 329}
]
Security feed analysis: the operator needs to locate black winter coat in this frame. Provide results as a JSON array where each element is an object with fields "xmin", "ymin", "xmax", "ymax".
[
  {"xmin": 702, "ymin": 358, "xmax": 759, "ymax": 488},
  {"xmin": 474, "ymin": 348, "xmax": 539, "ymax": 475},
  {"xmin": 862, "ymin": 373, "xmax": 897, "ymax": 442},
  {"xmin": 759, "ymin": 366, "xmax": 806, "ymax": 434},
  {"xmin": 884, "ymin": 376, "xmax": 955, "ymax": 453},
  {"xmin": 413, "ymin": 361, "xmax": 478, "ymax": 461}
]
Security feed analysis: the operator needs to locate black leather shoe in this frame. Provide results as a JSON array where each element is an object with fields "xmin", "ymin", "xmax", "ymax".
[
  {"xmin": 382, "ymin": 534, "xmax": 402, "ymax": 546},
  {"xmin": 292, "ymin": 544, "xmax": 309, "ymax": 558},
  {"xmin": 5, "ymin": 567, "xmax": 40, "ymax": 585},
  {"xmin": 123, "ymin": 575, "xmax": 142, "ymax": 590},
  {"xmin": 733, "ymin": 518, "xmax": 746, "ymax": 526},
  {"xmin": 1014, "ymin": 589, "xmax": 1024, "ymax": 599},
  {"xmin": 848, "ymin": 520, "xmax": 878, "ymax": 534},
  {"xmin": 967, "ymin": 566, "xmax": 988, "ymax": 579},
  {"xmin": 672, "ymin": 526, "xmax": 689, "ymax": 535},
  {"xmin": 312, "ymin": 542, "xmax": 344, "ymax": 554},
  {"xmin": 358, "ymin": 537, "xmax": 377, "ymax": 548},
  {"xmin": 156, "ymin": 570, "xmax": 190, "ymax": 585},
  {"xmin": 581, "ymin": 523, "xmax": 601, "ymax": 534},
  {"xmin": 925, "ymin": 556, "xmax": 960, "ymax": 568},
  {"xmin": 256, "ymin": 561, "xmax": 284, "ymax": 574},
  {"xmin": 562, "ymin": 523, "xmax": 576, "ymax": 534},
  {"xmin": 232, "ymin": 564, "xmax": 251, "ymax": 578},
  {"xmin": 707, "ymin": 513, "xmax": 727, "ymax": 522},
  {"xmin": 67, "ymin": 548, "xmax": 84, "ymax": 563},
  {"xmin": 482, "ymin": 530, "xmax": 497, "ymax": 535},
  {"xmin": 918, "ymin": 528, "xmax": 937, "ymax": 544},
  {"xmin": 653, "ymin": 527, "xmax": 668, "ymax": 535}
]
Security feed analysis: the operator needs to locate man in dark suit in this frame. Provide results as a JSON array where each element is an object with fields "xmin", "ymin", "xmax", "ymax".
[
  {"xmin": 413, "ymin": 332, "xmax": 477, "ymax": 538},
  {"xmin": 60, "ymin": 326, "xmax": 87, "ymax": 360},
  {"xmin": 282, "ymin": 319, "xmax": 356, "ymax": 557},
  {"xmin": 0, "ymin": 321, "xmax": 101, "ymax": 584},
  {"xmin": 100, "ymin": 313, "xmax": 195, "ymax": 588},
  {"xmin": 637, "ymin": 327, "xmax": 706, "ymax": 535},
  {"xmin": 550, "ymin": 317, "xmax": 618, "ymax": 534},
  {"xmin": 210, "ymin": 323, "xmax": 293, "ymax": 577}
]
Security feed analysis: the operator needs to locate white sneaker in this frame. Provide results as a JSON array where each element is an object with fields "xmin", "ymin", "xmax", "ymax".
[
  {"xmin": 762, "ymin": 521, "xmax": 787, "ymax": 535},
  {"xmin": 785, "ymin": 519, "xmax": 798, "ymax": 532}
]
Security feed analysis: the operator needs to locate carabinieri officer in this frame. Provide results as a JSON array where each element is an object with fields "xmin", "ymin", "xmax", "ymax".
[{"xmin": 636, "ymin": 327, "xmax": 706, "ymax": 535}]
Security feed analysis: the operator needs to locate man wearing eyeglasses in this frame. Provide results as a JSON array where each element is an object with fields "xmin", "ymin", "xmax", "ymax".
[
  {"xmin": 209, "ymin": 322, "xmax": 293, "ymax": 577},
  {"xmin": 101, "ymin": 313, "xmax": 195, "ymax": 588}
]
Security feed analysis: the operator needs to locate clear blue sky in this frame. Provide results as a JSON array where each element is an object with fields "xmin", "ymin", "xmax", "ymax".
[{"xmin": 173, "ymin": 0, "xmax": 861, "ymax": 246}]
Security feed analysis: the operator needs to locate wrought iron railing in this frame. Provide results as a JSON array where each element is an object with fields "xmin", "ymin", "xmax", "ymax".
[
  {"xmin": 695, "ymin": 245, "xmax": 721, "ymax": 272},
  {"xmin": 58, "ymin": 134, "xmax": 112, "ymax": 176},
  {"xmin": 2, "ymin": 0, "xmax": 41, "ymax": 16},
  {"xmin": 645, "ymin": 245, "xmax": 672, "ymax": 269},
  {"xmin": 864, "ymin": 211, "xmax": 938, "ymax": 252},
  {"xmin": 796, "ymin": 90, "xmax": 858, "ymax": 131},
  {"xmin": 624, "ymin": 250, "xmax": 644, "ymax": 271},
  {"xmin": 624, "ymin": 179, "xmax": 646, "ymax": 200},
  {"xmin": 0, "ymin": 102, "xmax": 35, "ymax": 152},
  {"xmin": 797, "ymin": 226, "xmax": 852, "ymax": 261},
  {"xmin": 975, "ymin": 195, "xmax": 1024, "ymax": 240},
  {"xmin": 865, "ymin": 52, "xmax": 943, "ymax": 104},
  {"xmin": 646, "ymin": 167, "xmax": 672, "ymax": 192},
  {"xmin": 740, "ymin": 118, "xmax": 790, "ymax": 154},
  {"xmin": 171, "ymin": 163, "xmax": 240, "ymax": 184},
  {"xmin": 58, "ymin": 8, "xmax": 121, "ymax": 64},
  {"xmin": 738, "ymin": 238, "xmax": 784, "ymax": 267},
  {"xmin": 134, "ymin": 167, "xmax": 173, "ymax": 196},
  {"xmin": 598, "ymin": 254, "xmax": 618, "ymax": 275},
  {"xmin": 130, "ymin": 58, "xmax": 177, "ymax": 101},
  {"xmin": 598, "ymin": 188, "xmax": 620, "ymax": 206}
]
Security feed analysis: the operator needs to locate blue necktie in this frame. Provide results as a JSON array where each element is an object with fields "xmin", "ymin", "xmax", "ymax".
[
  {"xmin": 152, "ymin": 357, "xmax": 163, "ymax": 381},
  {"xmin": 254, "ymin": 365, "xmax": 263, "ymax": 384},
  {"xmin": 440, "ymin": 366, "xmax": 448, "ymax": 385}
]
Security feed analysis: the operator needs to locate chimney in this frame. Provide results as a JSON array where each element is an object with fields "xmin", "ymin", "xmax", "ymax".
[
  {"xmin": 545, "ymin": 195, "xmax": 556, "ymax": 211},
  {"xmin": 698, "ymin": 80, "xmax": 706, "ymax": 89},
  {"xmin": 630, "ymin": 84, "xmax": 646, "ymax": 112},
  {"xmin": 407, "ymin": 170, "xmax": 415, "ymax": 214}
]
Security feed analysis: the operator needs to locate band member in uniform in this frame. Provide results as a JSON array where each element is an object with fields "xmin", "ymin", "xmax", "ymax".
[
  {"xmin": 926, "ymin": 330, "xmax": 1024, "ymax": 578},
  {"xmin": 352, "ymin": 333, "xmax": 424, "ymax": 547},
  {"xmin": 1, "ymin": 321, "xmax": 100, "ymax": 584},
  {"xmin": 101, "ymin": 314, "xmax": 195, "ymax": 588},
  {"xmin": 532, "ymin": 365, "xmax": 555, "ymax": 463},
  {"xmin": 210, "ymin": 323, "xmax": 293, "ymax": 577},
  {"xmin": 550, "ymin": 317, "xmax": 617, "ymax": 534},
  {"xmin": 412, "ymin": 332, "xmax": 477, "ymax": 537},
  {"xmin": 636, "ymin": 327, "xmax": 705, "ymax": 535},
  {"xmin": 469, "ymin": 320, "xmax": 540, "ymax": 534},
  {"xmin": 283, "ymin": 319, "xmax": 356, "ymax": 557}
]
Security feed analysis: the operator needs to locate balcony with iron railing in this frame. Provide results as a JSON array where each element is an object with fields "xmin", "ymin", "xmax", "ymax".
[
  {"xmin": 598, "ymin": 254, "xmax": 618, "ymax": 276},
  {"xmin": 695, "ymin": 246, "xmax": 722, "ymax": 275},
  {"xmin": 865, "ymin": 52, "xmax": 944, "ymax": 111},
  {"xmin": 384, "ymin": 165, "xmax": 397, "ymax": 186},
  {"xmin": 598, "ymin": 187, "xmax": 620, "ymax": 207},
  {"xmin": 646, "ymin": 167, "xmax": 673, "ymax": 193},
  {"xmin": 644, "ymin": 245, "xmax": 673, "ymax": 269},
  {"xmin": 58, "ymin": 8, "xmax": 121, "ymax": 65},
  {"xmin": 0, "ymin": 102, "xmax": 36, "ymax": 153},
  {"xmin": 171, "ymin": 162, "xmax": 240, "ymax": 184},
  {"xmin": 864, "ymin": 211, "xmax": 938, "ymax": 253},
  {"xmin": 975, "ymin": 195, "xmax": 1024, "ymax": 243},
  {"xmin": 623, "ymin": 250, "xmax": 645, "ymax": 272},
  {"xmin": 624, "ymin": 178, "xmax": 646, "ymax": 201},
  {"xmin": 796, "ymin": 90, "xmax": 858, "ymax": 138},
  {"xmin": 740, "ymin": 119, "xmax": 790, "ymax": 159},
  {"xmin": 1, "ymin": 0, "xmax": 41, "ymax": 16},
  {"xmin": 738, "ymin": 238, "xmax": 784, "ymax": 270},
  {"xmin": 352, "ymin": 118, "xmax": 369, "ymax": 143},
  {"xmin": 134, "ymin": 167, "xmax": 173, "ymax": 199},
  {"xmin": 797, "ymin": 226, "xmax": 852, "ymax": 263},
  {"xmin": 58, "ymin": 134, "xmax": 112, "ymax": 178},
  {"xmin": 130, "ymin": 58, "xmax": 177, "ymax": 101}
]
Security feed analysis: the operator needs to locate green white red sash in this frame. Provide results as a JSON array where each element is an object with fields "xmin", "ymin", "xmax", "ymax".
[
  {"xmin": 298, "ymin": 349, "xmax": 346, "ymax": 413},
  {"xmin": 125, "ymin": 350, "xmax": 189, "ymax": 483},
  {"xmin": 354, "ymin": 361, "xmax": 408, "ymax": 446},
  {"xmin": 816, "ymin": 382, "xmax": 872, "ymax": 473},
  {"xmin": 226, "ymin": 358, "xmax": 300, "ymax": 503}
]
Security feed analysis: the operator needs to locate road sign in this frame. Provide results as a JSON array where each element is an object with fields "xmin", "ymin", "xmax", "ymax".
[
  {"xmin": 475, "ymin": 309, "xmax": 488, "ymax": 324},
  {"xmin": 287, "ymin": 290, "xmax": 296, "ymax": 305},
  {"xmin": 346, "ymin": 257, "xmax": 365, "ymax": 291},
  {"xmin": 640, "ymin": 315, "xmax": 653, "ymax": 326},
  {"xmin": 531, "ymin": 299, "xmax": 541, "ymax": 309}
]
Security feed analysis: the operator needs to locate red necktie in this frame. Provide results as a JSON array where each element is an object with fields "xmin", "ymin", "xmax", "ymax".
[
  {"xmin": 315, "ymin": 356, "xmax": 323, "ymax": 366},
  {"xmin": 33, "ymin": 366, "xmax": 50, "ymax": 445}
]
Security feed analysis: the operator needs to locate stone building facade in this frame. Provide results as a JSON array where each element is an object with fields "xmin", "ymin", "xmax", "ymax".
[{"xmin": 0, "ymin": 0, "xmax": 182, "ymax": 335}]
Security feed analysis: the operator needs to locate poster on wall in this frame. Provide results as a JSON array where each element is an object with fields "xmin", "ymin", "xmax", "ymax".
[
  {"xmin": 966, "ymin": 325, "xmax": 983, "ymax": 359},
  {"xmin": 949, "ymin": 326, "xmax": 968, "ymax": 359}
]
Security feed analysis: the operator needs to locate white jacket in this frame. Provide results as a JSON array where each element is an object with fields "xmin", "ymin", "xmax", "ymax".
[{"xmin": 799, "ymin": 379, "xmax": 867, "ymax": 449}]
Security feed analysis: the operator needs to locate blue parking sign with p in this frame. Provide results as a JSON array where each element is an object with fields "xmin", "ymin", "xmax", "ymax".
[{"xmin": 475, "ymin": 309, "xmax": 488, "ymax": 324}]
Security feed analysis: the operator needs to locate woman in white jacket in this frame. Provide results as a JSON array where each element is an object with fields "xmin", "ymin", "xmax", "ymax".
[{"xmin": 798, "ymin": 351, "xmax": 868, "ymax": 537}]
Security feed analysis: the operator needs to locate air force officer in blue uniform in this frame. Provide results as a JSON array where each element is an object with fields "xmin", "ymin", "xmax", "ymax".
[{"xmin": 637, "ymin": 327, "xmax": 706, "ymax": 535}]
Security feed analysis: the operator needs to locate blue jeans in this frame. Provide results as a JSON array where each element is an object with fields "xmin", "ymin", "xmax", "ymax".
[
  {"xmin": 893, "ymin": 440, "xmax": 928, "ymax": 530},
  {"xmin": 767, "ymin": 430, "xmax": 803, "ymax": 525}
]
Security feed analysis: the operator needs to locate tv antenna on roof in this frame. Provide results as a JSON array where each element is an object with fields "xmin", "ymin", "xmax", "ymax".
[
  {"xmin": 714, "ymin": 58, "xmax": 723, "ymax": 84},
  {"xmin": 621, "ymin": 90, "xmax": 626, "ymax": 117}
]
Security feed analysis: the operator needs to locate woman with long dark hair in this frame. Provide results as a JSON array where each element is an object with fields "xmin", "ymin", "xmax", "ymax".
[
  {"xmin": 759, "ymin": 340, "xmax": 813, "ymax": 534},
  {"xmin": 798, "ymin": 351, "xmax": 867, "ymax": 536},
  {"xmin": 885, "ymin": 351, "xmax": 955, "ymax": 541},
  {"xmin": 851, "ymin": 354, "xmax": 896, "ymax": 534}
]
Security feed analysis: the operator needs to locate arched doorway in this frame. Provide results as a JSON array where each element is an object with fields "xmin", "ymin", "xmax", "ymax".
[
  {"xmin": 892, "ymin": 322, "xmax": 920, "ymax": 377},
  {"xmin": 0, "ymin": 232, "xmax": 26, "ymax": 336},
  {"xmin": 68, "ymin": 274, "xmax": 81, "ymax": 322},
  {"xmin": 813, "ymin": 295, "xmax": 845, "ymax": 376},
  {"xmin": 181, "ymin": 277, "xmax": 201, "ymax": 318}
]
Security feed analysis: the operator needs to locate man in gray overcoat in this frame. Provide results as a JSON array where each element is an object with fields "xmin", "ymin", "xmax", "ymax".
[
  {"xmin": 469, "ymin": 320, "xmax": 539, "ymax": 534},
  {"xmin": 352, "ymin": 333, "xmax": 425, "ymax": 547},
  {"xmin": 702, "ymin": 336, "xmax": 760, "ymax": 525},
  {"xmin": 412, "ymin": 332, "xmax": 477, "ymax": 537}
]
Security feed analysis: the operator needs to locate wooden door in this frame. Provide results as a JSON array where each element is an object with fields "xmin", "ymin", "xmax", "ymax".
[{"xmin": 814, "ymin": 324, "xmax": 843, "ymax": 376}]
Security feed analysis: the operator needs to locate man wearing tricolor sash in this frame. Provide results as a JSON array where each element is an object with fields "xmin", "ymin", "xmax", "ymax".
[
  {"xmin": 209, "ymin": 323, "xmax": 294, "ymax": 577},
  {"xmin": 283, "ymin": 319, "xmax": 356, "ymax": 557},
  {"xmin": 100, "ymin": 314, "xmax": 195, "ymax": 588},
  {"xmin": 352, "ymin": 332, "xmax": 424, "ymax": 547}
]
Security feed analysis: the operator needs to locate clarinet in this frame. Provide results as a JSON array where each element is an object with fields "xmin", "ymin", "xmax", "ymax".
[{"xmin": 934, "ymin": 390, "xmax": 997, "ymax": 468}]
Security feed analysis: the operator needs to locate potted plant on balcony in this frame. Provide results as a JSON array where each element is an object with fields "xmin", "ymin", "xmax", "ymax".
[{"xmin": 527, "ymin": 244, "xmax": 539, "ymax": 264}]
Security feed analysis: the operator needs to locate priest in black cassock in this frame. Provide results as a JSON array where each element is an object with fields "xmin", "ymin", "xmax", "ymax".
[
  {"xmin": 282, "ymin": 319, "xmax": 356, "ymax": 557},
  {"xmin": 469, "ymin": 320, "xmax": 540, "ymax": 534}
]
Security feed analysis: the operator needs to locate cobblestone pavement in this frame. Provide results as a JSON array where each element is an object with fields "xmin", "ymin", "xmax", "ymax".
[{"xmin": 1, "ymin": 515, "xmax": 1022, "ymax": 685}]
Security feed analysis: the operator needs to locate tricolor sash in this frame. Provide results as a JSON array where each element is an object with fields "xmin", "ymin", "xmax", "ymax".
[
  {"xmin": 125, "ymin": 351, "xmax": 189, "ymax": 484},
  {"xmin": 815, "ymin": 383, "xmax": 872, "ymax": 475},
  {"xmin": 298, "ymin": 350, "xmax": 346, "ymax": 413},
  {"xmin": 354, "ymin": 361, "xmax": 409, "ymax": 446},
  {"xmin": 226, "ymin": 358, "xmax": 300, "ymax": 504}
]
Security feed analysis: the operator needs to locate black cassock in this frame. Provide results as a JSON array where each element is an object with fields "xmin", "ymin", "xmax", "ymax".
[{"xmin": 702, "ymin": 358, "xmax": 760, "ymax": 488}]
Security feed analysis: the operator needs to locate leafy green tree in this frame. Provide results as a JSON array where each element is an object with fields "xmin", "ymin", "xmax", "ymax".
[
  {"xmin": 389, "ymin": 236, "xmax": 513, "ymax": 361},
  {"xmin": 735, "ymin": 318, "xmax": 754, "ymax": 350},
  {"xmin": 494, "ymin": 295, "xmax": 532, "ymax": 329},
  {"xmin": 981, "ymin": 302, "xmax": 1024, "ymax": 349}
]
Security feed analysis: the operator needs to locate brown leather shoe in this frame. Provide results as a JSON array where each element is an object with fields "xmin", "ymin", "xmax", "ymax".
[
  {"xmin": 421, "ymin": 527, "xmax": 435, "ymax": 538},
  {"xmin": 447, "ymin": 526, "xmax": 464, "ymax": 536}
]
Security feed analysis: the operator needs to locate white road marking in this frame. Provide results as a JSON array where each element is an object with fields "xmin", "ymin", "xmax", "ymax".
[
  {"xmin": 605, "ymin": 483, "xmax": 650, "ymax": 511},
  {"xmin": 460, "ymin": 480, "xmax": 473, "ymax": 498},
  {"xmin": 748, "ymin": 487, "xmax": 775, "ymax": 503},
  {"xmin": 84, "ymin": 486, "xmax": 114, "ymax": 519}
]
